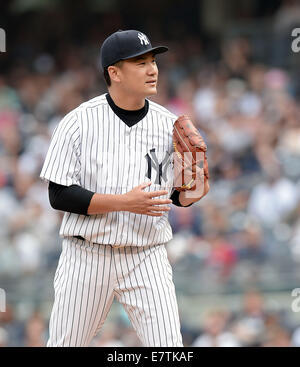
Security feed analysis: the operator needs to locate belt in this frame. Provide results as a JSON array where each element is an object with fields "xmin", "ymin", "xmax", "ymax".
[
  {"xmin": 74, "ymin": 235, "xmax": 86, "ymax": 241},
  {"xmin": 73, "ymin": 235, "xmax": 123, "ymax": 248}
]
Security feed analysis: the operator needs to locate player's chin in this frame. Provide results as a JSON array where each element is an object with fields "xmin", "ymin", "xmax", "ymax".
[{"xmin": 145, "ymin": 85, "xmax": 157, "ymax": 96}]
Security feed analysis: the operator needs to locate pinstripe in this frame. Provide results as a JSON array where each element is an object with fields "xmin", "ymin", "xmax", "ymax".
[
  {"xmin": 127, "ymin": 124, "xmax": 139, "ymax": 245},
  {"xmin": 79, "ymin": 242, "xmax": 95, "ymax": 346},
  {"xmin": 134, "ymin": 121, "xmax": 146, "ymax": 245},
  {"xmin": 119, "ymin": 123, "xmax": 132, "ymax": 244},
  {"xmin": 103, "ymin": 107, "xmax": 115, "ymax": 244},
  {"xmin": 160, "ymin": 245, "xmax": 181, "ymax": 344},
  {"xmin": 139, "ymin": 247, "xmax": 160, "ymax": 345},
  {"xmin": 59, "ymin": 127, "xmax": 80, "ymax": 183},
  {"xmin": 89, "ymin": 243, "xmax": 108, "ymax": 332},
  {"xmin": 161, "ymin": 112, "xmax": 166, "ymax": 190},
  {"xmin": 96, "ymin": 105, "xmax": 109, "ymax": 240},
  {"xmin": 69, "ymin": 214, "xmax": 82, "ymax": 239},
  {"xmin": 66, "ymin": 213, "xmax": 78, "ymax": 237},
  {"xmin": 146, "ymin": 244, "xmax": 166, "ymax": 344},
  {"xmin": 77, "ymin": 108, "xmax": 93, "ymax": 236},
  {"xmin": 160, "ymin": 246, "xmax": 182, "ymax": 346},
  {"xmin": 85, "ymin": 243, "xmax": 101, "ymax": 343},
  {"xmin": 88, "ymin": 108, "xmax": 95, "ymax": 189},
  {"xmin": 82, "ymin": 109, "xmax": 89, "ymax": 187},
  {"xmin": 53, "ymin": 241, "xmax": 66, "ymax": 285},
  {"xmin": 75, "ymin": 109, "xmax": 90, "ymax": 237},
  {"xmin": 107, "ymin": 111, "xmax": 118, "ymax": 244},
  {"xmin": 112, "ymin": 248, "xmax": 136, "ymax": 326},
  {"xmin": 151, "ymin": 245, "xmax": 174, "ymax": 345},
  {"xmin": 128, "ymin": 246, "xmax": 148, "ymax": 343},
  {"xmin": 52, "ymin": 121, "xmax": 79, "ymax": 183},
  {"xmin": 124, "ymin": 122, "xmax": 137, "ymax": 245},
  {"xmin": 113, "ymin": 118, "xmax": 123, "ymax": 243},
  {"xmin": 146, "ymin": 244, "xmax": 167, "ymax": 344},
  {"xmin": 70, "ymin": 150, "xmax": 81, "ymax": 184},
  {"xmin": 93, "ymin": 245, "xmax": 114, "ymax": 334},
  {"xmin": 68, "ymin": 239, "xmax": 83, "ymax": 346},
  {"xmin": 50, "ymin": 238, "xmax": 73, "ymax": 346},
  {"xmin": 62, "ymin": 239, "xmax": 79, "ymax": 346},
  {"xmin": 74, "ymin": 242, "xmax": 88, "ymax": 346},
  {"xmin": 117, "ymin": 122, "xmax": 128, "ymax": 242},
  {"xmin": 140, "ymin": 110, "xmax": 153, "ymax": 246},
  {"xmin": 117, "ymin": 247, "xmax": 140, "ymax": 332},
  {"xmin": 53, "ymin": 241, "xmax": 69, "ymax": 344},
  {"xmin": 84, "ymin": 108, "xmax": 98, "ymax": 235},
  {"xmin": 86, "ymin": 107, "xmax": 100, "ymax": 238},
  {"xmin": 57, "ymin": 239, "xmax": 74, "ymax": 345},
  {"xmin": 48, "ymin": 240, "xmax": 67, "ymax": 345},
  {"xmin": 60, "ymin": 212, "xmax": 71, "ymax": 236},
  {"xmin": 41, "ymin": 113, "xmax": 77, "ymax": 181},
  {"xmin": 143, "ymin": 111, "xmax": 155, "ymax": 245}
]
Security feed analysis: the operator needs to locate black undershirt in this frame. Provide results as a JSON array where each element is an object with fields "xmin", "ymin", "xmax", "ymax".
[
  {"xmin": 48, "ymin": 94, "xmax": 190, "ymax": 215},
  {"xmin": 106, "ymin": 93, "xmax": 149, "ymax": 127}
]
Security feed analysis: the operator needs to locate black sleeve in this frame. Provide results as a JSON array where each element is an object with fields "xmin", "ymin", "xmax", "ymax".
[
  {"xmin": 48, "ymin": 181, "xmax": 95, "ymax": 215},
  {"xmin": 170, "ymin": 189, "xmax": 193, "ymax": 207}
]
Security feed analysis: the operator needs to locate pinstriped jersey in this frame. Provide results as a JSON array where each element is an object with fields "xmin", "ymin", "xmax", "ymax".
[{"xmin": 40, "ymin": 94, "xmax": 177, "ymax": 246}]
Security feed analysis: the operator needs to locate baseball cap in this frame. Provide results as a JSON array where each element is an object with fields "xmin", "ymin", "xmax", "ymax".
[{"xmin": 100, "ymin": 29, "xmax": 168, "ymax": 71}]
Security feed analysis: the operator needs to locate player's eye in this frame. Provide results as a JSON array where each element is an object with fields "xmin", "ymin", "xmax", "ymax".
[{"xmin": 138, "ymin": 62, "xmax": 146, "ymax": 65}]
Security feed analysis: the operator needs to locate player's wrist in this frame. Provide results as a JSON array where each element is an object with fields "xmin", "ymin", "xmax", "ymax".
[{"xmin": 118, "ymin": 193, "xmax": 130, "ymax": 211}]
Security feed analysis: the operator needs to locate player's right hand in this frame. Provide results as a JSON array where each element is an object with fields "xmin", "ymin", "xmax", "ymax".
[{"xmin": 123, "ymin": 182, "xmax": 172, "ymax": 216}]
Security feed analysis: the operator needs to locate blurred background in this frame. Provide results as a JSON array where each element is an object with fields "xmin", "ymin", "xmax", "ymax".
[{"xmin": 1, "ymin": 0, "xmax": 300, "ymax": 347}]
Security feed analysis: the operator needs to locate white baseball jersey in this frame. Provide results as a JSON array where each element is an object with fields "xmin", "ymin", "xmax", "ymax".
[{"xmin": 40, "ymin": 94, "xmax": 177, "ymax": 246}]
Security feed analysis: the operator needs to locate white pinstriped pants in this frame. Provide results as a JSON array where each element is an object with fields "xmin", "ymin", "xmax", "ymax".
[{"xmin": 47, "ymin": 237, "xmax": 183, "ymax": 347}]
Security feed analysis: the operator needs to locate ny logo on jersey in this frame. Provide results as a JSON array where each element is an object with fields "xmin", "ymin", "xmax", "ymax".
[
  {"xmin": 138, "ymin": 32, "xmax": 149, "ymax": 46},
  {"xmin": 145, "ymin": 148, "xmax": 171, "ymax": 185}
]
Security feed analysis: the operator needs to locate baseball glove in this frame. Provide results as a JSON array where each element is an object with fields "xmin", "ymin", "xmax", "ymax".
[{"xmin": 173, "ymin": 115, "xmax": 209, "ymax": 192}]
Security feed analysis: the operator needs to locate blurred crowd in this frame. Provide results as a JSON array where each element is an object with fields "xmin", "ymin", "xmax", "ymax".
[
  {"xmin": 1, "ymin": 0, "xmax": 300, "ymax": 347},
  {"xmin": 167, "ymin": 38, "xmax": 300, "ymax": 294}
]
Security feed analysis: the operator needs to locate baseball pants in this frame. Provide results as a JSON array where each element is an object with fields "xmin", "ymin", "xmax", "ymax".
[{"xmin": 47, "ymin": 237, "xmax": 183, "ymax": 347}]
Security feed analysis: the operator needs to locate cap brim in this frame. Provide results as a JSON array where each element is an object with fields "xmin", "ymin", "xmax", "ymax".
[{"xmin": 121, "ymin": 46, "xmax": 168, "ymax": 61}]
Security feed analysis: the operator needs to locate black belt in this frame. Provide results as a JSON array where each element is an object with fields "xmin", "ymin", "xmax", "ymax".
[{"xmin": 74, "ymin": 235, "xmax": 85, "ymax": 241}]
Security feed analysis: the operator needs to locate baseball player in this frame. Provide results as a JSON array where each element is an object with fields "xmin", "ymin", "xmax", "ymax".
[{"xmin": 40, "ymin": 29, "xmax": 209, "ymax": 347}]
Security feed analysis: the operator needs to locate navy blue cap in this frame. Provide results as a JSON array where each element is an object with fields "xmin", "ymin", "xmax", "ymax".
[{"xmin": 100, "ymin": 30, "xmax": 168, "ymax": 71}]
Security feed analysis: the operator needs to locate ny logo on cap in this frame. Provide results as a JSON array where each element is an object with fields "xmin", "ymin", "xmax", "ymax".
[{"xmin": 138, "ymin": 32, "xmax": 149, "ymax": 46}]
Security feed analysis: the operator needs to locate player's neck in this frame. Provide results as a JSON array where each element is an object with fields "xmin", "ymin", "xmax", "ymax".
[{"xmin": 108, "ymin": 88, "xmax": 145, "ymax": 111}]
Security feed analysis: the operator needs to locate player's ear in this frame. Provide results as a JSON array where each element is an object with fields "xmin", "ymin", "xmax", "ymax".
[{"xmin": 107, "ymin": 65, "xmax": 122, "ymax": 83}]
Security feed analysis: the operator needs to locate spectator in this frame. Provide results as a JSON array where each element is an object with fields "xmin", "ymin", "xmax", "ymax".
[{"xmin": 192, "ymin": 310, "xmax": 240, "ymax": 347}]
